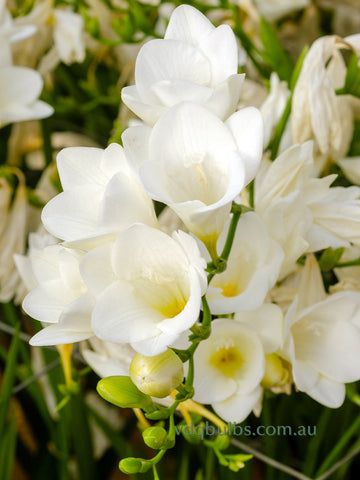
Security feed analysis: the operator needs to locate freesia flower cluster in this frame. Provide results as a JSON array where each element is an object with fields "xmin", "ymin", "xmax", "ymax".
[{"xmin": 9, "ymin": 1, "xmax": 360, "ymax": 476}]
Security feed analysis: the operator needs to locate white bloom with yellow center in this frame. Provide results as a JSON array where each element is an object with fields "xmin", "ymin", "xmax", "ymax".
[
  {"xmin": 121, "ymin": 4, "xmax": 245, "ymax": 125},
  {"xmin": 87, "ymin": 224, "xmax": 207, "ymax": 356},
  {"xmin": 123, "ymin": 102, "xmax": 263, "ymax": 243},
  {"xmin": 193, "ymin": 319, "xmax": 265, "ymax": 423},
  {"xmin": 206, "ymin": 212, "xmax": 283, "ymax": 314},
  {"xmin": 42, "ymin": 143, "xmax": 158, "ymax": 247}
]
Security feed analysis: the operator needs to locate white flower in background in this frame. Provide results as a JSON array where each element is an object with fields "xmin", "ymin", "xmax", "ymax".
[
  {"xmin": 260, "ymin": 72, "xmax": 291, "ymax": 150},
  {"xmin": 123, "ymin": 102, "xmax": 263, "ymax": 244},
  {"xmin": 253, "ymin": 0, "xmax": 310, "ymax": 23},
  {"xmin": 0, "ymin": 64, "xmax": 53, "ymax": 128},
  {"xmin": 52, "ymin": 9, "xmax": 85, "ymax": 65},
  {"xmin": 0, "ymin": 1, "xmax": 36, "ymax": 66},
  {"xmin": 86, "ymin": 224, "xmax": 207, "ymax": 356},
  {"xmin": 255, "ymin": 142, "xmax": 360, "ymax": 276},
  {"xmin": 292, "ymin": 35, "xmax": 354, "ymax": 160},
  {"xmin": 206, "ymin": 212, "xmax": 283, "ymax": 314},
  {"xmin": 193, "ymin": 318, "xmax": 265, "ymax": 423},
  {"xmin": 0, "ymin": 175, "xmax": 27, "ymax": 302},
  {"xmin": 42, "ymin": 143, "xmax": 158, "ymax": 248},
  {"xmin": 281, "ymin": 255, "xmax": 360, "ymax": 407},
  {"xmin": 20, "ymin": 242, "xmax": 94, "ymax": 346},
  {"xmin": 121, "ymin": 4, "xmax": 245, "ymax": 125}
]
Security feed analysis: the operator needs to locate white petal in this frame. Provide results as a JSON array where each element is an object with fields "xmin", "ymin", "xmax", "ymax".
[
  {"xmin": 80, "ymin": 243, "xmax": 116, "ymax": 296},
  {"xmin": 121, "ymin": 85, "xmax": 166, "ymax": 126},
  {"xmin": 226, "ymin": 107, "xmax": 264, "ymax": 185},
  {"xmin": 30, "ymin": 324, "xmax": 92, "ymax": 346},
  {"xmin": 91, "ymin": 280, "xmax": 163, "ymax": 344},
  {"xmin": 306, "ymin": 376, "xmax": 345, "ymax": 408},
  {"xmin": 213, "ymin": 386, "xmax": 262, "ymax": 423},
  {"xmin": 199, "ymin": 24, "xmax": 238, "ymax": 85},
  {"xmin": 135, "ymin": 39, "xmax": 211, "ymax": 101},
  {"xmin": 164, "ymin": 5, "xmax": 214, "ymax": 45},
  {"xmin": 41, "ymin": 186, "xmax": 103, "ymax": 241}
]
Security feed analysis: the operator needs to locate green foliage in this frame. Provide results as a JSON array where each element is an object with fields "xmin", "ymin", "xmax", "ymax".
[
  {"xmin": 259, "ymin": 17, "xmax": 294, "ymax": 83},
  {"xmin": 337, "ymin": 53, "xmax": 360, "ymax": 98},
  {"xmin": 318, "ymin": 247, "xmax": 345, "ymax": 272}
]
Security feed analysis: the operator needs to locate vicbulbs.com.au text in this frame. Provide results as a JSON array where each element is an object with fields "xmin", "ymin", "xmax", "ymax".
[{"xmin": 175, "ymin": 422, "xmax": 316, "ymax": 440}]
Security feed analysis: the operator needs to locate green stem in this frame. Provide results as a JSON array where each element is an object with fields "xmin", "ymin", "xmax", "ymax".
[
  {"xmin": 269, "ymin": 94, "xmax": 291, "ymax": 160},
  {"xmin": 41, "ymin": 118, "xmax": 53, "ymax": 166},
  {"xmin": 220, "ymin": 209, "xmax": 241, "ymax": 261},
  {"xmin": 205, "ymin": 447, "xmax": 216, "ymax": 480},
  {"xmin": 315, "ymin": 414, "xmax": 360, "ymax": 477}
]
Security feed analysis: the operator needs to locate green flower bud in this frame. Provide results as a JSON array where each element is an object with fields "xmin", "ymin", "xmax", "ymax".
[
  {"xmin": 97, "ymin": 376, "xmax": 155, "ymax": 411},
  {"xmin": 142, "ymin": 426, "xmax": 168, "ymax": 449},
  {"xmin": 119, "ymin": 457, "xmax": 143, "ymax": 474},
  {"xmin": 130, "ymin": 349, "xmax": 184, "ymax": 398}
]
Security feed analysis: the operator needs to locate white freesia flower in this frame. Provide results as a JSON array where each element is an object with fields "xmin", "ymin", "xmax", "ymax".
[
  {"xmin": 281, "ymin": 256, "xmax": 360, "ymax": 407},
  {"xmin": 255, "ymin": 142, "xmax": 360, "ymax": 276},
  {"xmin": 52, "ymin": 9, "xmax": 85, "ymax": 65},
  {"xmin": 21, "ymin": 243, "xmax": 94, "ymax": 346},
  {"xmin": 292, "ymin": 35, "xmax": 354, "ymax": 160},
  {"xmin": 123, "ymin": 102, "xmax": 263, "ymax": 244},
  {"xmin": 121, "ymin": 4, "xmax": 245, "ymax": 125},
  {"xmin": 42, "ymin": 143, "xmax": 158, "ymax": 247},
  {"xmin": 193, "ymin": 318, "xmax": 265, "ymax": 423},
  {"xmin": 260, "ymin": 72, "xmax": 291, "ymax": 150},
  {"xmin": 0, "ymin": 1, "xmax": 36, "ymax": 66},
  {"xmin": 206, "ymin": 212, "xmax": 283, "ymax": 314},
  {"xmin": 0, "ymin": 65, "xmax": 53, "ymax": 128},
  {"xmin": 86, "ymin": 224, "xmax": 207, "ymax": 356},
  {"xmin": 253, "ymin": 0, "xmax": 309, "ymax": 22}
]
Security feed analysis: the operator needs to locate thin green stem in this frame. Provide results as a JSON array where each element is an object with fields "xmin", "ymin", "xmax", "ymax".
[
  {"xmin": 41, "ymin": 118, "xmax": 53, "ymax": 166},
  {"xmin": 315, "ymin": 414, "xmax": 360, "ymax": 477},
  {"xmin": 220, "ymin": 210, "xmax": 241, "ymax": 261}
]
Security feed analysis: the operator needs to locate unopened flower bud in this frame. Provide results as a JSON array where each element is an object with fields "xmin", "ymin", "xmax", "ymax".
[
  {"xmin": 130, "ymin": 349, "xmax": 184, "ymax": 398},
  {"xmin": 142, "ymin": 426, "xmax": 168, "ymax": 449},
  {"xmin": 97, "ymin": 376, "xmax": 155, "ymax": 411},
  {"xmin": 119, "ymin": 457, "xmax": 152, "ymax": 474},
  {"xmin": 261, "ymin": 354, "xmax": 290, "ymax": 390}
]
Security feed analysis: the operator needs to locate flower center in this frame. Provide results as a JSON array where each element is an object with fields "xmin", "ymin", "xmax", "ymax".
[{"xmin": 210, "ymin": 346, "xmax": 243, "ymax": 378}]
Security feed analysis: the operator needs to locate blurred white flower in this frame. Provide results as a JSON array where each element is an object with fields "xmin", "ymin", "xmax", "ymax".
[
  {"xmin": 281, "ymin": 256, "xmax": 360, "ymax": 407},
  {"xmin": 260, "ymin": 72, "xmax": 291, "ymax": 150},
  {"xmin": 292, "ymin": 35, "xmax": 354, "ymax": 160},
  {"xmin": 123, "ymin": 102, "xmax": 263, "ymax": 244},
  {"xmin": 42, "ymin": 143, "xmax": 158, "ymax": 247},
  {"xmin": 52, "ymin": 9, "xmax": 85, "ymax": 65},
  {"xmin": 121, "ymin": 4, "xmax": 245, "ymax": 125},
  {"xmin": 0, "ymin": 1, "xmax": 36, "ymax": 66},
  {"xmin": 0, "ymin": 65, "xmax": 53, "ymax": 128},
  {"xmin": 193, "ymin": 318, "xmax": 265, "ymax": 423},
  {"xmin": 86, "ymin": 224, "xmax": 207, "ymax": 356},
  {"xmin": 0, "ymin": 175, "xmax": 27, "ymax": 302},
  {"xmin": 206, "ymin": 212, "xmax": 283, "ymax": 314},
  {"xmin": 253, "ymin": 0, "xmax": 310, "ymax": 23}
]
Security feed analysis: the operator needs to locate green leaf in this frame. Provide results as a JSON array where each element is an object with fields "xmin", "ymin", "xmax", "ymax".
[
  {"xmin": 259, "ymin": 17, "xmax": 294, "ymax": 83},
  {"xmin": 0, "ymin": 415, "xmax": 17, "ymax": 480},
  {"xmin": 0, "ymin": 323, "xmax": 20, "ymax": 437},
  {"xmin": 318, "ymin": 247, "xmax": 344, "ymax": 272},
  {"xmin": 337, "ymin": 53, "xmax": 360, "ymax": 98}
]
